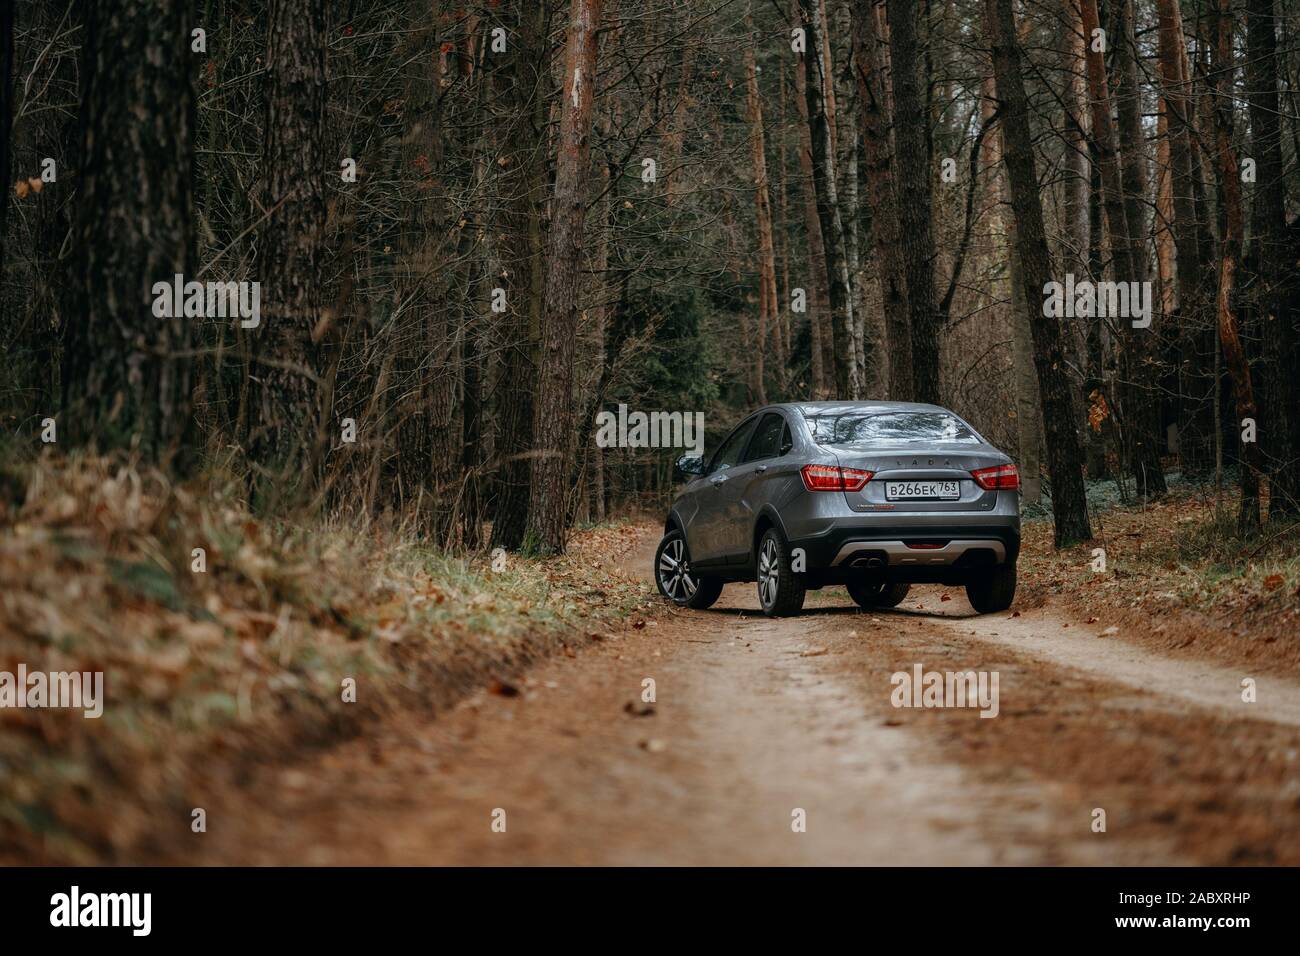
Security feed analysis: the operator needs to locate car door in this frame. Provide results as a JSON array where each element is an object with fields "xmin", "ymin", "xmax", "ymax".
[
  {"xmin": 724, "ymin": 412, "xmax": 791, "ymax": 559},
  {"xmin": 689, "ymin": 416, "xmax": 758, "ymax": 564}
]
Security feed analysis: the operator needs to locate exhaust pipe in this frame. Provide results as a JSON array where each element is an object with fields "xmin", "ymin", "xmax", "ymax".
[{"xmin": 851, "ymin": 556, "xmax": 886, "ymax": 569}]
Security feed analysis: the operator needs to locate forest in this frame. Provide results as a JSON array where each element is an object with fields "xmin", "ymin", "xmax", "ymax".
[
  {"xmin": 4, "ymin": 0, "xmax": 1300, "ymax": 874},
  {"xmin": 2, "ymin": 0, "xmax": 1298, "ymax": 552}
]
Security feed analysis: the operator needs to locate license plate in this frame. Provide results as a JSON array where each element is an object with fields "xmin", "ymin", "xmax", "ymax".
[{"xmin": 885, "ymin": 480, "xmax": 960, "ymax": 500}]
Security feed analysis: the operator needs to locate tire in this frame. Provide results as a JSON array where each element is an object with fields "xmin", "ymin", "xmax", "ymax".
[
  {"xmin": 965, "ymin": 564, "xmax": 1016, "ymax": 614},
  {"xmin": 846, "ymin": 580, "xmax": 911, "ymax": 610},
  {"xmin": 755, "ymin": 528, "xmax": 806, "ymax": 617},
  {"xmin": 654, "ymin": 531, "xmax": 723, "ymax": 609}
]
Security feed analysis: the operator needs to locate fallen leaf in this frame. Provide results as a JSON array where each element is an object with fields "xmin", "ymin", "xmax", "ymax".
[
  {"xmin": 1263, "ymin": 574, "xmax": 1284, "ymax": 592},
  {"xmin": 280, "ymin": 769, "xmax": 311, "ymax": 790},
  {"xmin": 488, "ymin": 679, "xmax": 519, "ymax": 697}
]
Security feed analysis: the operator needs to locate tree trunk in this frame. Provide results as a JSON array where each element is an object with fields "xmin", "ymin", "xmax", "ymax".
[
  {"xmin": 1062, "ymin": 0, "xmax": 1104, "ymax": 480},
  {"xmin": 525, "ymin": 0, "xmax": 603, "ymax": 554},
  {"xmin": 829, "ymin": 0, "xmax": 868, "ymax": 395},
  {"xmin": 590, "ymin": 178, "xmax": 611, "ymax": 525},
  {"xmin": 798, "ymin": 0, "xmax": 859, "ymax": 399},
  {"xmin": 1155, "ymin": 98, "xmax": 1176, "ymax": 316},
  {"xmin": 389, "ymin": 0, "xmax": 470, "ymax": 543},
  {"xmin": 1080, "ymin": 0, "xmax": 1158, "ymax": 497},
  {"xmin": 62, "ymin": 0, "xmax": 196, "ymax": 470},
  {"xmin": 576, "ymin": 78, "xmax": 620, "ymax": 525},
  {"xmin": 984, "ymin": 73, "xmax": 1044, "ymax": 506},
  {"xmin": 791, "ymin": 0, "xmax": 832, "ymax": 396},
  {"xmin": 1086, "ymin": 153, "xmax": 1113, "ymax": 481},
  {"xmin": 842, "ymin": 102, "xmax": 873, "ymax": 396},
  {"xmin": 251, "ymin": 0, "xmax": 328, "ymax": 499},
  {"xmin": 743, "ymin": 29, "xmax": 773, "ymax": 404},
  {"xmin": 1157, "ymin": 0, "xmax": 1213, "ymax": 475},
  {"xmin": 1246, "ymin": 0, "xmax": 1298, "ymax": 517},
  {"xmin": 1009, "ymin": 215, "xmax": 1044, "ymax": 506},
  {"xmin": 775, "ymin": 61, "xmax": 794, "ymax": 368},
  {"xmin": 662, "ymin": 46, "xmax": 694, "ymax": 207},
  {"xmin": 815, "ymin": 0, "xmax": 843, "ymax": 387},
  {"xmin": 985, "ymin": 0, "xmax": 1092, "ymax": 547},
  {"xmin": 1108, "ymin": 0, "xmax": 1149, "ymax": 286},
  {"xmin": 1208, "ymin": 0, "xmax": 1261, "ymax": 534},
  {"xmin": 461, "ymin": 99, "xmax": 491, "ymax": 550},
  {"xmin": 1078, "ymin": 0, "xmax": 1134, "ymax": 285},
  {"xmin": 852, "ymin": 0, "xmax": 910, "ymax": 399},
  {"xmin": 491, "ymin": 0, "xmax": 548, "ymax": 552},
  {"xmin": 1060, "ymin": 1, "xmax": 1091, "ymax": 285},
  {"xmin": 1108, "ymin": 0, "xmax": 1166, "ymax": 498},
  {"xmin": 0, "ymin": 0, "xmax": 12, "ymax": 338},
  {"xmin": 886, "ymin": 0, "xmax": 941, "ymax": 404}
]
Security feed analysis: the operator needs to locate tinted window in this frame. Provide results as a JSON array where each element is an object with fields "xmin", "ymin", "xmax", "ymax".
[
  {"xmin": 805, "ymin": 411, "xmax": 979, "ymax": 446},
  {"xmin": 743, "ymin": 413, "xmax": 787, "ymax": 463},
  {"xmin": 708, "ymin": 418, "xmax": 758, "ymax": 473}
]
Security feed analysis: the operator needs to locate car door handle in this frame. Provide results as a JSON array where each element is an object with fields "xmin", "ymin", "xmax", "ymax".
[
  {"xmin": 755, "ymin": 464, "xmax": 768, "ymax": 473},
  {"xmin": 710, "ymin": 474, "xmax": 729, "ymax": 485}
]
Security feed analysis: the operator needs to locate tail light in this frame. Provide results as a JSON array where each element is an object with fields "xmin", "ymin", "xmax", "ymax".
[
  {"xmin": 970, "ymin": 463, "xmax": 1020, "ymax": 491},
  {"xmin": 801, "ymin": 464, "xmax": 874, "ymax": 492}
]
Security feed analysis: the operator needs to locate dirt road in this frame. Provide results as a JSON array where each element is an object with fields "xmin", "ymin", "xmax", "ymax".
[{"xmin": 156, "ymin": 526, "xmax": 1300, "ymax": 865}]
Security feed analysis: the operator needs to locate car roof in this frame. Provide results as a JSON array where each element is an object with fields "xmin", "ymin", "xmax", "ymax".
[{"xmin": 779, "ymin": 400, "xmax": 953, "ymax": 416}]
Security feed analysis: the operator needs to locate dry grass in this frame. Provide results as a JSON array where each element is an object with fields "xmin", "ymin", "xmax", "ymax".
[
  {"xmin": 1019, "ymin": 482, "xmax": 1300, "ymax": 674},
  {"xmin": 0, "ymin": 452, "xmax": 651, "ymax": 863}
]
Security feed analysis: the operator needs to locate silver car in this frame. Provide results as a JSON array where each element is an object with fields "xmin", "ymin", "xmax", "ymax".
[{"xmin": 654, "ymin": 402, "xmax": 1021, "ymax": 617}]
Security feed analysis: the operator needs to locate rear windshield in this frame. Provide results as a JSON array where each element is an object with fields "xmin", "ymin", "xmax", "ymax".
[{"xmin": 804, "ymin": 411, "xmax": 979, "ymax": 446}]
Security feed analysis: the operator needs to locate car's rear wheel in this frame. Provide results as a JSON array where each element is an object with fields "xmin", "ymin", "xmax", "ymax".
[
  {"xmin": 756, "ymin": 528, "xmax": 806, "ymax": 617},
  {"xmin": 846, "ymin": 580, "xmax": 911, "ymax": 610},
  {"xmin": 965, "ymin": 564, "xmax": 1016, "ymax": 613},
  {"xmin": 655, "ymin": 531, "xmax": 723, "ymax": 609}
]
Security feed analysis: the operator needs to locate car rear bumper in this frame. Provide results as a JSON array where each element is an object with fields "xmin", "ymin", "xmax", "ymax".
[
  {"xmin": 789, "ymin": 519, "xmax": 1021, "ymax": 570},
  {"xmin": 829, "ymin": 538, "xmax": 1007, "ymax": 567}
]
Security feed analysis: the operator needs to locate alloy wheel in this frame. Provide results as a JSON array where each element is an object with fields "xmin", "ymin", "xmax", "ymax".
[
  {"xmin": 757, "ymin": 537, "xmax": 780, "ymax": 609},
  {"xmin": 658, "ymin": 537, "xmax": 698, "ymax": 602}
]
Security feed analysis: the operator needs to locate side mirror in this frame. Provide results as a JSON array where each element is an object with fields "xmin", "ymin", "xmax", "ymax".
[{"xmin": 675, "ymin": 454, "xmax": 705, "ymax": 479}]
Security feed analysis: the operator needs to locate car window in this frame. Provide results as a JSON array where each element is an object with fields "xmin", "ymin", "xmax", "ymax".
[
  {"xmin": 780, "ymin": 422, "xmax": 793, "ymax": 456},
  {"xmin": 742, "ymin": 413, "xmax": 787, "ymax": 463},
  {"xmin": 804, "ymin": 411, "xmax": 980, "ymax": 446},
  {"xmin": 708, "ymin": 418, "xmax": 758, "ymax": 474}
]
